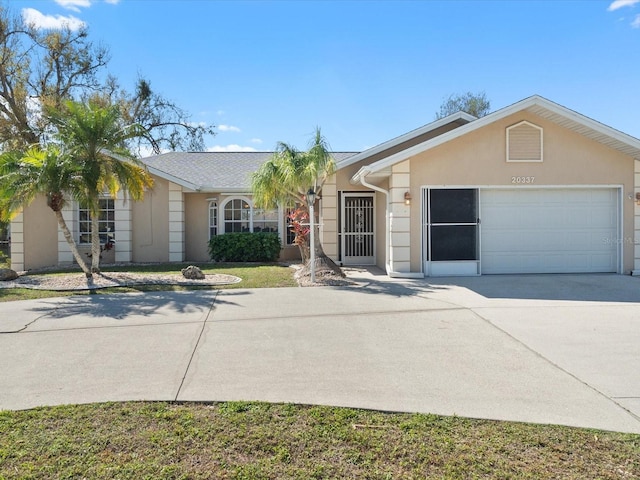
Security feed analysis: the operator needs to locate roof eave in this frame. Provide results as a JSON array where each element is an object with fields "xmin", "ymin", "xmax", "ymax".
[
  {"xmin": 356, "ymin": 95, "xmax": 640, "ymax": 179},
  {"xmin": 145, "ymin": 165, "xmax": 200, "ymax": 191},
  {"xmin": 337, "ymin": 111, "xmax": 477, "ymax": 170}
]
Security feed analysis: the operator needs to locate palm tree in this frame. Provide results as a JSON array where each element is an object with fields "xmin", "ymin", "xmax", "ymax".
[
  {"xmin": 0, "ymin": 147, "xmax": 93, "ymax": 277},
  {"xmin": 48, "ymin": 100, "xmax": 154, "ymax": 273},
  {"xmin": 252, "ymin": 127, "xmax": 339, "ymax": 272}
]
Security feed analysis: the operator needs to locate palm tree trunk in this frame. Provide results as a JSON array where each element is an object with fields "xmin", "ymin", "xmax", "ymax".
[
  {"xmin": 54, "ymin": 210, "xmax": 92, "ymax": 280},
  {"xmin": 309, "ymin": 206, "xmax": 343, "ymax": 277},
  {"xmin": 90, "ymin": 215, "xmax": 101, "ymax": 273}
]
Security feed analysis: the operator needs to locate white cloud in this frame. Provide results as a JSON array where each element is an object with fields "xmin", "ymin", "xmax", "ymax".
[
  {"xmin": 22, "ymin": 8, "xmax": 86, "ymax": 30},
  {"xmin": 633, "ymin": 13, "xmax": 640, "ymax": 26},
  {"xmin": 207, "ymin": 144, "xmax": 257, "ymax": 152},
  {"xmin": 218, "ymin": 124, "xmax": 241, "ymax": 133},
  {"xmin": 608, "ymin": 0, "xmax": 640, "ymax": 11},
  {"xmin": 105, "ymin": 0, "xmax": 120, "ymax": 4},
  {"xmin": 54, "ymin": 0, "xmax": 91, "ymax": 12},
  {"xmin": 250, "ymin": 138, "xmax": 263, "ymax": 144}
]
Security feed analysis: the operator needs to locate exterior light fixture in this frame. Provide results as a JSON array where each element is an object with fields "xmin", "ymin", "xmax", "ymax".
[
  {"xmin": 404, "ymin": 191, "xmax": 412, "ymax": 205},
  {"xmin": 636, "ymin": 192, "xmax": 640, "ymax": 206},
  {"xmin": 306, "ymin": 188, "xmax": 317, "ymax": 283}
]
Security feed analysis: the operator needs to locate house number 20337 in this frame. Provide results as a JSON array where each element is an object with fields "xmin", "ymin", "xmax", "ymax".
[{"xmin": 511, "ymin": 176, "xmax": 535, "ymax": 184}]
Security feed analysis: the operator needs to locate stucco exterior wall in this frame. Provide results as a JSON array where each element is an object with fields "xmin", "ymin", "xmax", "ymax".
[
  {"xmin": 335, "ymin": 160, "xmax": 377, "ymax": 192},
  {"xmin": 132, "ymin": 175, "xmax": 170, "ymax": 263},
  {"xmin": 183, "ymin": 192, "xmax": 301, "ymax": 263},
  {"xmin": 185, "ymin": 193, "xmax": 213, "ymax": 262},
  {"xmin": 405, "ymin": 112, "xmax": 635, "ymax": 273},
  {"xmin": 21, "ymin": 196, "xmax": 58, "ymax": 271},
  {"xmin": 374, "ymin": 181, "xmax": 388, "ymax": 270},
  {"xmin": 325, "ymin": 159, "xmax": 383, "ymax": 265}
]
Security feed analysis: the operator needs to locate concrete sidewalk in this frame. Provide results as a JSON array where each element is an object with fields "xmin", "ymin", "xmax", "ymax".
[{"xmin": 1, "ymin": 272, "xmax": 640, "ymax": 434}]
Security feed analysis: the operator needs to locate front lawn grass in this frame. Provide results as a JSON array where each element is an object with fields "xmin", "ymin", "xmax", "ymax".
[
  {"xmin": 1, "ymin": 401, "xmax": 638, "ymax": 479},
  {"xmin": 0, "ymin": 263, "xmax": 297, "ymax": 302}
]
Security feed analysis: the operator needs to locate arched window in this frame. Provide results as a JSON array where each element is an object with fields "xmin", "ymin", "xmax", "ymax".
[
  {"xmin": 223, "ymin": 198, "xmax": 251, "ymax": 233},
  {"xmin": 221, "ymin": 197, "xmax": 281, "ymax": 235},
  {"xmin": 208, "ymin": 201, "xmax": 218, "ymax": 239}
]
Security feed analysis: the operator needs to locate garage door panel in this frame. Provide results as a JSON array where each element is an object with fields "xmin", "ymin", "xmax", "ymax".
[{"xmin": 481, "ymin": 189, "xmax": 618, "ymax": 274}]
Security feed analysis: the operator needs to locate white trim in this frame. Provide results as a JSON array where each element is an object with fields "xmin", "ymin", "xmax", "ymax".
[
  {"xmin": 618, "ymin": 186, "xmax": 624, "ymax": 275},
  {"xmin": 429, "ymin": 261, "xmax": 479, "ymax": 276},
  {"xmin": 420, "ymin": 184, "xmax": 623, "ymax": 276},
  {"xmin": 338, "ymin": 111, "xmax": 476, "ymax": 170},
  {"xmin": 353, "ymin": 95, "xmax": 640, "ymax": 181},
  {"xmin": 420, "ymin": 184, "xmax": 624, "ymax": 190},
  {"xmin": 506, "ymin": 120, "xmax": 544, "ymax": 163},
  {"xmin": 77, "ymin": 197, "xmax": 115, "ymax": 245},
  {"xmin": 359, "ymin": 174, "xmax": 391, "ymax": 274},
  {"xmin": 208, "ymin": 199, "xmax": 218, "ymax": 240},
  {"xmin": 220, "ymin": 196, "xmax": 253, "ymax": 233},
  {"xmin": 219, "ymin": 196, "xmax": 283, "ymax": 238}
]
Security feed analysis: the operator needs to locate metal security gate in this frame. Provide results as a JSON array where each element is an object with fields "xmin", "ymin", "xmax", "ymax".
[{"xmin": 341, "ymin": 193, "xmax": 375, "ymax": 265}]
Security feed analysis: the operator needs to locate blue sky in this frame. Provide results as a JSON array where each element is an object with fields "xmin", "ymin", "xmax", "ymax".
[{"xmin": 14, "ymin": 0, "xmax": 640, "ymax": 153}]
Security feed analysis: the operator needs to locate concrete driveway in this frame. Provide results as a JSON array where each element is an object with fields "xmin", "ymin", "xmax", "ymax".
[{"xmin": 1, "ymin": 271, "xmax": 639, "ymax": 434}]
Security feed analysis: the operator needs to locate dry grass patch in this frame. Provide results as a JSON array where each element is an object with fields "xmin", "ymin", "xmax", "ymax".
[{"xmin": 1, "ymin": 402, "xmax": 638, "ymax": 479}]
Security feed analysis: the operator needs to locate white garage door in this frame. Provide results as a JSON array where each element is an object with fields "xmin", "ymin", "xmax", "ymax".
[{"xmin": 480, "ymin": 188, "xmax": 619, "ymax": 274}]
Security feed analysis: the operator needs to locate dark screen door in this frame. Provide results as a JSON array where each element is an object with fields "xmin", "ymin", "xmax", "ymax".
[{"xmin": 427, "ymin": 189, "xmax": 478, "ymax": 261}]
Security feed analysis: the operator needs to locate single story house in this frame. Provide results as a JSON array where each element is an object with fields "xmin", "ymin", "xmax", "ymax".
[{"xmin": 10, "ymin": 95, "xmax": 640, "ymax": 276}]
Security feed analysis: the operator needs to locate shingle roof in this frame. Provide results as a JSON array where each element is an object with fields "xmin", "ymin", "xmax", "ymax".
[{"xmin": 140, "ymin": 151, "xmax": 359, "ymax": 192}]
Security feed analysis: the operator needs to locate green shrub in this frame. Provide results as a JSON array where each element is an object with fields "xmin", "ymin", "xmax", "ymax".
[{"xmin": 208, "ymin": 232, "xmax": 281, "ymax": 262}]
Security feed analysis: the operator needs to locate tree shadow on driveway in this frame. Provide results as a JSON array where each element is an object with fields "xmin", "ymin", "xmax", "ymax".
[
  {"xmin": 2, "ymin": 290, "xmax": 255, "ymax": 333},
  {"xmin": 344, "ymin": 267, "xmax": 640, "ymax": 304}
]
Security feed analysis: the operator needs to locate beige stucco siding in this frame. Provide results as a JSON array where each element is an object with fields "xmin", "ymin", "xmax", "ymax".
[
  {"xmin": 132, "ymin": 175, "xmax": 170, "ymax": 263},
  {"xmin": 327, "ymin": 160, "xmax": 383, "ymax": 265},
  {"xmin": 406, "ymin": 112, "xmax": 635, "ymax": 272},
  {"xmin": 185, "ymin": 193, "xmax": 213, "ymax": 262},
  {"xmin": 183, "ymin": 193, "xmax": 301, "ymax": 263},
  {"xmin": 21, "ymin": 196, "xmax": 58, "ymax": 270},
  {"xmin": 335, "ymin": 160, "xmax": 379, "ymax": 192},
  {"xmin": 374, "ymin": 185, "xmax": 388, "ymax": 269}
]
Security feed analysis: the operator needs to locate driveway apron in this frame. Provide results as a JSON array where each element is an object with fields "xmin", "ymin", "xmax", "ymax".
[{"xmin": 1, "ymin": 274, "xmax": 639, "ymax": 434}]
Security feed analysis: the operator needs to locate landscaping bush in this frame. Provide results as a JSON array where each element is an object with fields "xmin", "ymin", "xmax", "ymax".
[{"xmin": 208, "ymin": 232, "xmax": 281, "ymax": 262}]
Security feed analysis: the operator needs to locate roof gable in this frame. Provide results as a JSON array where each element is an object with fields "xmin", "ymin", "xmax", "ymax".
[
  {"xmin": 352, "ymin": 95, "xmax": 640, "ymax": 182},
  {"xmin": 337, "ymin": 111, "xmax": 476, "ymax": 170}
]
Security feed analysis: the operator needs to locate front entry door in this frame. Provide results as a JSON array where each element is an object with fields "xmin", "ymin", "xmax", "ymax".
[
  {"xmin": 424, "ymin": 188, "xmax": 480, "ymax": 276},
  {"xmin": 341, "ymin": 193, "xmax": 375, "ymax": 265}
]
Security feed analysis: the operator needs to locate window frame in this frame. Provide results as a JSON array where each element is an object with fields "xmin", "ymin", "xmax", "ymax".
[
  {"xmin": 78, "ymin": 198, "xmax": 115, "ymax": 245},
  {"xmin": 220, "ymin": 196, "xmax": 285, "ymax": 239},
  {"xmin": 208, "ymin": 200, "xmax": 218, "ymax": 239}
]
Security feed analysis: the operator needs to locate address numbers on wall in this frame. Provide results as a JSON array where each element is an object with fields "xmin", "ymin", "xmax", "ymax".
[{"xmin": 511, "ymin": 176, "xmax": 535, "ymax": 184}]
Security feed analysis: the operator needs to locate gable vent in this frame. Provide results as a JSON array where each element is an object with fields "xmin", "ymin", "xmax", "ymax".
[{"xmin": 507, "ymin": 121, "xmax": 543, "ymax": 162}]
